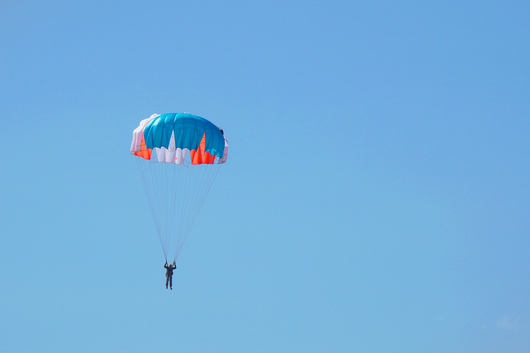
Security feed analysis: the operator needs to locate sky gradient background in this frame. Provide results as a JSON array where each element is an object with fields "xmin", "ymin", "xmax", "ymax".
[{"xmin": 1, "ymin": 0, "xmax": 529, "ymax": 352}]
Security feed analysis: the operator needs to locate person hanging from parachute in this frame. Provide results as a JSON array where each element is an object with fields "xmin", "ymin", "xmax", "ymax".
[
  {"xmin": 130, "ymin": 112, "xmax": 228, "ymax": 290},
  {"xmin": 164, "ymin": 261, "xmax": 177, "ymax": 290}
]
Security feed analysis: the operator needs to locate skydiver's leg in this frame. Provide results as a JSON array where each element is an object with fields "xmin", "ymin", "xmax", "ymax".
[
  {"xmin": 166, "ymin": 276, "xmax": 169, "ymax": 289},
  {"xmin": 169, "ymin": 276, "xmax": 173, "ymax": 290}
]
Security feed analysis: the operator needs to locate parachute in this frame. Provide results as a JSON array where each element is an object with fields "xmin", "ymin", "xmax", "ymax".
[{"xmin": 131, "ymin": 113, "xmax": 228, "ymax": 262}]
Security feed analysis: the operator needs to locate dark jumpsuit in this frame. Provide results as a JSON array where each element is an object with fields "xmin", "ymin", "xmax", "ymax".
[{"xmin": 164, "ymin": 263, "xmax": 176, "ymax": 289}]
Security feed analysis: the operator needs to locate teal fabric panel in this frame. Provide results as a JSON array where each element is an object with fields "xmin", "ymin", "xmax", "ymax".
[{"xmin": 144, "ymin": 113, "xmax": 224, "ymax": 157}]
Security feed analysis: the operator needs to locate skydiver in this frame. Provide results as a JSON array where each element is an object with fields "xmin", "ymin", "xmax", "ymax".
[{"xmin": 164, "ymin": 260, "xmax": 177, "ymax": 290}]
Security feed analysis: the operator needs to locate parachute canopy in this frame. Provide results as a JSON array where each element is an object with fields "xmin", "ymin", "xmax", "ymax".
[
  {"xmin": 131, "ymin": 112, "xmax": 228, "ymax": 165},
  {"xmin": 131, "ymin": 113, "xmax": 228, "ymax": 261}
]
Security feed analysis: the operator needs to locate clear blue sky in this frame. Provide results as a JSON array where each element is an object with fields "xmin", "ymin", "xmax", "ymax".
[{"xmin": 1, "ymin": 1, "xmax": 529, "ymax": 352}]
